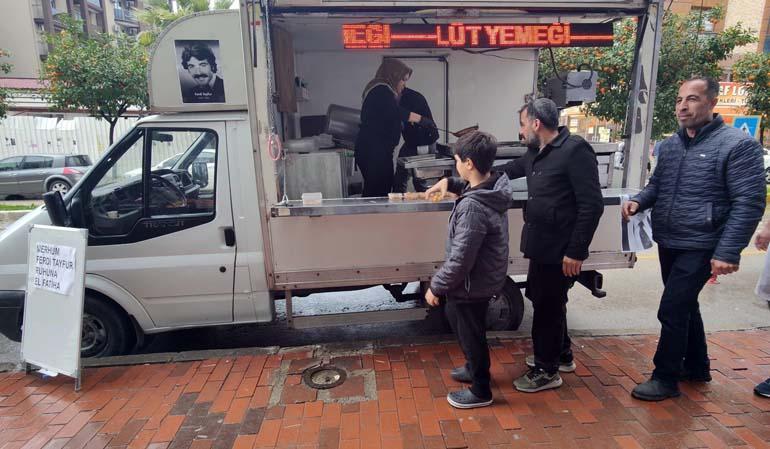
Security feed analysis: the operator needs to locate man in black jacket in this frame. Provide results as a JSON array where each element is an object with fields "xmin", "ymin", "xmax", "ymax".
[
  {"xmin": 508, "ymin": 98, "xmax": 604, "ymax": 392},
  {"xmin": 428, "ymin": 98, "xmax": 604, "ymax": 393},
  {"xmin": 393, "ymin": 88, "xmax": 440, "ymax": 193},
  {"xmin": 622, "ymin": 77, "xmax": 765, "ymax": 401}
]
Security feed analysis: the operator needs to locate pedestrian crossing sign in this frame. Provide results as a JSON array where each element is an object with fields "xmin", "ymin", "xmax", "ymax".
[{"xmin": 732, "ymin": 116, "xmax": 762, "ymax": 139}]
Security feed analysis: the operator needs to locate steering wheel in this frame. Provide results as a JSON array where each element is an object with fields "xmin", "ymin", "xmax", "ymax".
[{"xmin": 150, "ymin": 174, "xmax": 187, "ymax": 209}]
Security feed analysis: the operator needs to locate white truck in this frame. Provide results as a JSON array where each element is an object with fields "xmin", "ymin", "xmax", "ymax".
[{"xmin": 0, "ymin": 0, "xmax": 663, "ymax": 357}]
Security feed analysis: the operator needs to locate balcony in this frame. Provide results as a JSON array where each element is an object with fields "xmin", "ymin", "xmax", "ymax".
[
  {"xmin": 87, "ymin": 0, "xmax": 102, "ymax": 7},
  {"xmin": 113, "ymin": 8, "xmax": 136, "ymax": 23},
  {"xmin": 32, "ymin": 0, "xmax": 44, "ymax": 20}
]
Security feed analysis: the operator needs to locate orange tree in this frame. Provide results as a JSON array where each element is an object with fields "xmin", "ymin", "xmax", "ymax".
[
  {"xmin": 538, "ymin": 7, "xmax": 755, "ymax": 139},
  {"xmin": 732, "ymin": 52, "xmax": 770, "ymax": 145},
  {"xmin": 41, "ymin": 17, "xmax": 148, "ymax": 144}
]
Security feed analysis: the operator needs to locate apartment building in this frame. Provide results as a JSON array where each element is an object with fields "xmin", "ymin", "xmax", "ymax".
[{"xmin": 0, "ymin": 0, "xmax": 143, "ymax": 80}]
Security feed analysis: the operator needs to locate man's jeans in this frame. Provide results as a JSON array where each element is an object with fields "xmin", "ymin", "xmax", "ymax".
[{"xmin": 652, "ymin": 247, "xmax": 714, "ymax": 384}]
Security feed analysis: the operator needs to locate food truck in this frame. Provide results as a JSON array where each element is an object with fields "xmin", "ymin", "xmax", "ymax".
[{"xmin": 0, "ymin": 0, "xmax": 663, "ymax": 357}]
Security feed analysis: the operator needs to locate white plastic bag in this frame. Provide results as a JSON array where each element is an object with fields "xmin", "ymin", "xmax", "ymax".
[{"xmin": 755, "ymin": 249, "xmax": 770, "ymax": 301}]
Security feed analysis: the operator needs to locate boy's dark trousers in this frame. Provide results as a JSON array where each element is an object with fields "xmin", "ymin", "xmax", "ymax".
[
  {"xmin": 444, "ymin": 297, "xmax": 492, "ymax": 399},
  {"xmin": 527, "ymin": 261, "xmax": 573, "ymax": 375}
]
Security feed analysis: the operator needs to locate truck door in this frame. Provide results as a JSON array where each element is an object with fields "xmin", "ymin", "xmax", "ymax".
[{"xmin": 77, "ymin": 121, "xmax": 237, "ymax": 327}]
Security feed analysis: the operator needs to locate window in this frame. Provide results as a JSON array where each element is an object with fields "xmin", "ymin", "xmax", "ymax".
[
  {"xmin": 88, "ymin": 131, "xmax": 145, "ymax": 236},
  {"xmin": 0, "ymin": 157, "xmax": 23, "ymax": 172},
  {"xmin": 65, "ymin": 155, "xmax": 92, "ymax": 167},
  {"xmin": 149, "ymin": 130, "xmax": 218, "ymax": 216},
  {"xmin": 21, "ymin": 156, "xmax": 54, "ymax": 169},
  {"xmin": 85, "ymin": 128, "xmax": 219, "ymax": 239}
]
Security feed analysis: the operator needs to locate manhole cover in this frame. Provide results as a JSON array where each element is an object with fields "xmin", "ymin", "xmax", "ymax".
[{"xmin": 303, "ymin": 365, "xmax": 347, "ymax": 390}]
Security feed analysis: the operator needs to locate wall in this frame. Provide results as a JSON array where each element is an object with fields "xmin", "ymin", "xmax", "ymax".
[
  {"xmin": 0, "ymin": 1, "xmax": 42, "ymax": 79},
  {"xmin": 290, "ymin": 24, "xmax": 536, "ymax": 142},
  {"xmin": 724, "ymin": 0, "xmax": 766, "ymax": 56},
  {"xmin": 0, "ymin": 115, "xmax": 139, "ymax": 163},
  {"xmin": 294, "ymin": 49, "xmax": 535, "ymax": 142}
]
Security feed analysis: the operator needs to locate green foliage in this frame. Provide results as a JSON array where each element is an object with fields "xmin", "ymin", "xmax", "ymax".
[
  {"xmin": 0, "ymin": 48, "xmax": 12, "ymax": 120},
  {"xmin": 538, "ymin": 7, "xmax": 756, "ymax": 139},
  {"xmin": 42, "ymin": 17, "xmax": 148, "ymax": 143},
  {"xmin": 137, "ymin": 0, "xmax": 234, "ymax": 47},
  {"xmin": 732, "ymin": 52, "xmax": 770, "ymax": 144}
]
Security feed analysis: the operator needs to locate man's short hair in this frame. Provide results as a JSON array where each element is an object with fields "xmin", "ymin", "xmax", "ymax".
[
  {"xmin": 685, "ymin": 76, "xmax": 719, "ymax": 100},
  {"xmin": 181, "ymin": 43, "xmax": 218, "ymax": 73},
  {"xmin": 453, "ymin": 131, "xmax": 498, "ymax": 174},
  {"xmin": 519, "ymin": 98, "xmax": 560, "ymax": 130}
]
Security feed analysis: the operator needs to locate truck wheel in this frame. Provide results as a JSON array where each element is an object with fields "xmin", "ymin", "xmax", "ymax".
[
  {"xmin": 81, "ymin": 295, "xmax": 132, "ymax": 358},
  {"xmin": 487, "ymin": 278, "xmax": 525, "ymax": 331}
]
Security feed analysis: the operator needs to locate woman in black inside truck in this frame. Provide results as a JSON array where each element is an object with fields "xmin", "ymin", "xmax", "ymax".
[{"xmin": 355, "ymin": 58, "xmax": 436, "ymax": 197}]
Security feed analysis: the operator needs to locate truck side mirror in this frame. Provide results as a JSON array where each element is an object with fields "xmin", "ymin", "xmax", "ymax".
[
  {"xmin": 43, "ymin": 191, "xmax": 71, "ymax": 227},
  {"xmin": 192, "ymin": 161, "xmax": 209, "ymax": 187}
]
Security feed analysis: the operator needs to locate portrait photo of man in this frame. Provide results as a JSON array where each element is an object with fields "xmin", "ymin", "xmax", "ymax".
[{"xmin": 175, "ymin": 40, "xmax": 226, "ymax": 104}]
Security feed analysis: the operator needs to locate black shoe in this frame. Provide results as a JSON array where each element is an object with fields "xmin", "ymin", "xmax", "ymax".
[
  {"xmin": 446, "ymin": 389, "xmax": 493, "ymax": 409},
  {"xmin": 631, "ymin": 378, "xmax": 680, "ymax": 402},
  {"xmin": 680, "ymin": 368, "xmax": 712, "ymax": 382},
  {"xmin": 451, "ymin": 366, "xmax": 472, "ymax": 383},
  {"xmin": 755, "ymin": 378, "xmax": 770, "ymax": 398}
]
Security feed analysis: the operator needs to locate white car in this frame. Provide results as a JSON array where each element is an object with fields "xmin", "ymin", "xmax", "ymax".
[{"xmin": 126, "ymin": 148, "xmax": 216, "ymax": 183}]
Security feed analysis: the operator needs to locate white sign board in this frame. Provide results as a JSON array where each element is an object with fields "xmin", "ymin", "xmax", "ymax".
[{"xmin": 22, "ymin": 225, "xmax": 87, "ymax": 388}]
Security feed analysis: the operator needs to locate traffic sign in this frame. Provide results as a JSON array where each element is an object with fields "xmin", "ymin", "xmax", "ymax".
[{"xmin": 732, "ymin": 116, "xmax": 762, "ymax": 139}]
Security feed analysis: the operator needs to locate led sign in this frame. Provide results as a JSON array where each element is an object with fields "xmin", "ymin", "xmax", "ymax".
[{"xmin": 342, "ymin": 23, "xmax": 614, "ymax": 49}]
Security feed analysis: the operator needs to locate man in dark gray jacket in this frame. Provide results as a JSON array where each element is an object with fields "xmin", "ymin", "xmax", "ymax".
[
  {"xmin": 425, "ymin": 131, "xmax": 513, "ymax": 409},
  {"xmin": 623, "ymin": 76, "xmax": 766, "ymax": 401}
]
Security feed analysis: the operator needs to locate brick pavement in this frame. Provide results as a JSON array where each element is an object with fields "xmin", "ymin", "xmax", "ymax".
[{"xmin": 3, "ymin": 330, "xmax": 770, "ymax": 449}]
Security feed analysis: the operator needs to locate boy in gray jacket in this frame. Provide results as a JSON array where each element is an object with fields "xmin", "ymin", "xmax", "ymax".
[{"xmin": 425, "ymin": 131, "xmax": 513, "ymax": 409}]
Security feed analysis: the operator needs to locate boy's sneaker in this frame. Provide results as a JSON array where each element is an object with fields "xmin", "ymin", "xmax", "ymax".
[
  {"xmin": 525, "ymin": 355, "xmax": 577, "ymax": 373},
  {"xmin": 754, "ymin": 378, "xmax": 770, "ymax": 398},
  {"xmin": 450, "ymin": 366, "xmax": 472, "ymax": 383},
  {"xmin": 446, "ymin": 389, "xmax": 493, "ymax": 409},
  {"xmin": 514, "ymin": 368, "xmax": 563, "ymax": 393}
]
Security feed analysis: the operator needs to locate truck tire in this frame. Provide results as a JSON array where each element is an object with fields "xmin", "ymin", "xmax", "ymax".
[
  {"xmin": 81, "ymin": 295, "xmax": 132, "ymax": 358},
  {"xmin": 487, "ymin": 277, "xmax": 525, "ymax": 331}
]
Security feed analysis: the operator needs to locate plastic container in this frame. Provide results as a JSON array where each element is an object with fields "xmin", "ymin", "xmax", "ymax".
[
  {"xmin": 285, "ymin": 137, "xmax": 319, "ymax": 153},
  {"xmin": 302, "ymin": 192, "xmax": 323, "ymax": 206}
]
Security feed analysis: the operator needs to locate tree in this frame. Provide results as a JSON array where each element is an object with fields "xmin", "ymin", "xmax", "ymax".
[
  {"xmin": 538, "ymin": 8, "xmax": 756, "ymax": 139},
  {"xmin": 0, "ymin": 49, "xmax": 12, "ymax": 120},
  {"xmin": 136, "ymin": 0, "xmax": 234, "ymax": 47},
  {"xmin": 42, "ymin": 18, "xmax": 148, "ymax": 144},
  {"xmin": 732, "ymin": 52, "xmax": 770, "ymax": 144}
]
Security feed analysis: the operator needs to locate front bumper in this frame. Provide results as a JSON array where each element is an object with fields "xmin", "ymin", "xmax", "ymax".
[{"xmin": 0, "ymin": 291, "xmax": 24, "ymax": 342}]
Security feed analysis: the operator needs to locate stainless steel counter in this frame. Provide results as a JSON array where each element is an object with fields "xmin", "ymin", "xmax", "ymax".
[{"xmin": 271, "ymin": 188, "xmax": 638, "ymax": 217}]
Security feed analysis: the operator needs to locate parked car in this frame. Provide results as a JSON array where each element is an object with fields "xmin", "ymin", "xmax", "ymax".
[{"xmin": 0, "ymin": 154, "xmax": 92, "ymax": 199}]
